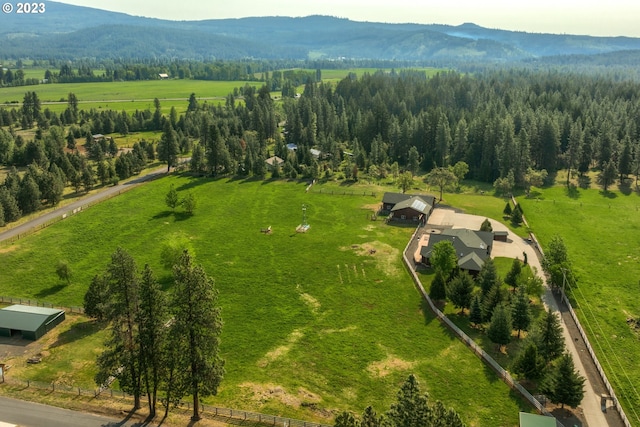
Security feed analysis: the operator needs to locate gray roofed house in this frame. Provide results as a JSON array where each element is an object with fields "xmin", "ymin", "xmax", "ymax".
[
  {"xmin": 382, "ymin": 192, "xmax": 436, "ymax": 224},
  {"xmin": 0, "ymin": 305, "xmax": 66, "ymax": 341},
  {"xmin": 265, "ymin": 156, "xmax": 284, "ymax": 170},
  {"xmin": 420, "ymin": 228, "xmax": 494, "ymax": 272}
]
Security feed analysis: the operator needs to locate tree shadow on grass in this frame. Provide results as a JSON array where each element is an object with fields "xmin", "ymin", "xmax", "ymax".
[
  {"xmin": 35, "ymin": 284, "xmax": 66, "ymax": 299},
  {"xmin": 50, "ymin": 319, "xmax": 101, "ymax": 348},
  {"xmin": 565, "ymin": 183, "xmax": 581, "ymax": 199},
  {"xmin": 618, "ymin": 180, "xmax": 632, "ymax": 196},
  {"xmin": 173, "ymin": 211, "xmax": 193, "ymax": 222},
  {"xmin": 599, "ymin": 190, "xmax": 617, "ymax": 199},
  {"xmin": 578, "ymin": 175, "xmax": 591, "ymax": 189},
  {"xmin": 151, "ymin": 211, "xmax": 173, "ymax": 220}
]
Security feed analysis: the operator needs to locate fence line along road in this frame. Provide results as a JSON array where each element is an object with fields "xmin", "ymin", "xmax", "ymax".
[
  {"xmin": 0, "ymin": 378, "xmax": 331, "ymax": 427},
  {"xmin": 401, "ymin": 226, "xmax": 563, "ymax": 426}
]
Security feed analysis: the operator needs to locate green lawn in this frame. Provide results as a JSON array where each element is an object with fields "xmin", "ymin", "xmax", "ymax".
[
  {"xmin": 517, "ymin": 184, "xmax": 640, "ymax": 424},
  {"xmin": 0, "ymin": 176, "xmax": 529, "ymax": 426}
]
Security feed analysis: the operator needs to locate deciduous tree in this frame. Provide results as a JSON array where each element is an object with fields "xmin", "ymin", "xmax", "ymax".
[{"xmin": 430, "ymin": 240, "xmax": 458, "ymax": 280}]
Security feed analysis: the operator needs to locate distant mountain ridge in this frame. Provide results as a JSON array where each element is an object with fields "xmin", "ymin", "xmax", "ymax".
[{"xmin": 2, "ymin": 1, "xmax": 640, "ymax": 63}]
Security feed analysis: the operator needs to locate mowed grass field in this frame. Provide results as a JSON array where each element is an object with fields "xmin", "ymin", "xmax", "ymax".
[
  {"xmin": 517, "ymin": 185, "xmax": 640, "ymax": 424},
  {"xmin": 0, "ymin": 79, "xmax": 261, "ymax": 114},
  {"xmin": 0, "ymin": 176, "xmax": 528, "ymax": 426}
]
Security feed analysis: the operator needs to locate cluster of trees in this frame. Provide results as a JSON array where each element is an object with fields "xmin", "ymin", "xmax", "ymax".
[
  {"xmin": 0, "ymin": 67, "xmax": 39, "ymax": 87},
  {"xmin": 84, "ymin": 248, "xmax": 224, "ymax": 421},
  {"xmin": 276, "ymin": 69, "xmax": 640, "ymax": 190},
  {"xmin": 427, "ymin": 240, "xmax": 584, "ymax": 408},
  {"xmin": 334, "ymin": 374, "xmax": 465, "ymax": 427}
]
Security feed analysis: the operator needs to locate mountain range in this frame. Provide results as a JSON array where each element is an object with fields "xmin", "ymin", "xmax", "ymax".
[{"xmin": 2, "ymin": 1, "xmax": 640, "ymax": 64}]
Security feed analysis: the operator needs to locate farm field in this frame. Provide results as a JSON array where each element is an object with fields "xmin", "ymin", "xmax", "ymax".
[
  {"xmin": 0, "ymin": 79, "xmax": 261, "ymax": 114},
  {"xmin": 0, "ymin": 176, "xmax": 529, "ymax": 426},
  {"xmin": 518, "ymin": 184, "xmax": 640, "ymax": 425}
]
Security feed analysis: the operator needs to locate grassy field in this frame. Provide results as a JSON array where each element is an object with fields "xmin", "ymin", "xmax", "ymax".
[
  {"xmin": 517, "ymin": 184, "xmax": 640, "ymax": 424},
  {"xmin": 0, "ymin": 79, "xmax": 261, "ymax": 115},
  {"xmin": 0, "ymin": 176, "xmax": 530, "ymax": 426}
]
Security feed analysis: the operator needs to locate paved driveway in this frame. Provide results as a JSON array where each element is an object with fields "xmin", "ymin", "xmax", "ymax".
[{"xmin": 427, "ymin": 207, "xmax": 536, "ymax": 263}]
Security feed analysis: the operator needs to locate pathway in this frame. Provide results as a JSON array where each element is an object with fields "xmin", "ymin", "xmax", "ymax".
[{"xmin": 420, "ymin": 207, "xmax": 623, "ymax": 427}]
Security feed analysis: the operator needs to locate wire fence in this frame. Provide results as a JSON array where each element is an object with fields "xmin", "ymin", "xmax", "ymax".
[
  {"xmin": 401, "ymin": 226, "xmax": 563, "ymax": 426},
  {"xmin": 1, "ymin": 377, "xmax": 331, "ymax": 427},
  {"xmin": 514, "ymin": 197, "xmax": 633, "ymax": 427},
  {"xmin": 0, "ymin": 170, "xmax": 165, "ymax": 247},
  {"xmin": 0, "ymin": 296, "xmax": 84, "ymax": 314}
]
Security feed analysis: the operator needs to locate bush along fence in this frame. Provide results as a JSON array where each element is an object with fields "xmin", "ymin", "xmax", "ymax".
[
  {"xmin": 401, "ymin": 226, "xmax": 563, "ymax": 426},
  {"xmin": 0, "ymin": 296, "xmax": 84, "ymax": 314},
  {"xmin": 513, "ymin": 196, "xmax": 633, "ymax": 427},
  {"xmin": 1, "ymin": 377, "xmax": 332, "ymax": 427}
]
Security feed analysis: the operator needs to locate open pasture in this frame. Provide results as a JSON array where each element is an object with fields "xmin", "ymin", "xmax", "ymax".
[
  {"xmin": 0, "ymin": 176, "xmax": 528, "ymax": 425},
  {"xmin": 519, "ymin": 185, "xmax": 640, "ymax": 424}
]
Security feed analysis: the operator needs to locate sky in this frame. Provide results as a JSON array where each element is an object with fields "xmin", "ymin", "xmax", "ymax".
[{"xmin": 55, "ymin": 0, "xmax": 640, "ymax": 38}]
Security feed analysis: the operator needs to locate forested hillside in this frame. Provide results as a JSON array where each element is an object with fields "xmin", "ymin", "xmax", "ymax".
[{"xmin": 2, "ymin": 2, "xmax": 640, "ymax": 64}]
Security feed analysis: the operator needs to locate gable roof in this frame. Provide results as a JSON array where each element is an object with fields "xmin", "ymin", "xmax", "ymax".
[
  {"xmin": 420, "ymin": 228, "xmax": 494, "ymax": 271},
  {"xmin": 265, "ymin": 156, "xmax": 284, "ymax": 166},
  {"xmin": 0, "ymin": 305, "xmax": 65, "ymax": 332},
  {"xmin": 391, "ymin": 196, "xmax": 434, "ymax": 215},
  {"xmin": 383, "ymin": 192, "xmax": 435, "ymax": 207}
]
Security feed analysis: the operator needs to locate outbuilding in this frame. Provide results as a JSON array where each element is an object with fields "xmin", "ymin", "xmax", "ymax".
[{"xmin": 0, "ymin": 305, "xmax": 65, "ymax": 341}]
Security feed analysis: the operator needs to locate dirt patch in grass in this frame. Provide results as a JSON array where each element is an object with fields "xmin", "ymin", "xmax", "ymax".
[
  {"xmin": 343, "ymin": 241, "xmax": 400, "ymax": 277},
  {"xmin": 366, "ymin": 354, "xmax": 416, "ymax": 378},
  {"xmin": 0, "ymin": 245, "xmax": 18, "ymax": 253},
  {"xmin": 240, "ymin": 382, "xmax": 330, "ymax": 416},
  {"xmin": 297, "ymin": 285, "xmax": 320, "ymax": 314},
  {"xmin": 257, "ymin": 330, "xmax": 304, "ymax": 368}
]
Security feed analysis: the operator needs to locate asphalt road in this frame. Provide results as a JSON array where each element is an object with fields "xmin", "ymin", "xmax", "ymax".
[
  {"xmin": 0, "ymin": 166, "xmax": 168, "ymax": 244},
  {"xmin": 0, "ymin": 396, "xmax": 140, "ymax": 427}
]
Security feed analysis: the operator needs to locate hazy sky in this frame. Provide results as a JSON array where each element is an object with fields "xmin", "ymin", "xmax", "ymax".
[{"xmin": 55, "ymin": 0, "xmax": 640, "ymax": 37}]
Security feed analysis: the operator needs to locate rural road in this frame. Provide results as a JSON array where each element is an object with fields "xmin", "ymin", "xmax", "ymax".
[
  {"xmin": 0, "ymin": 396, "xmax": 140, "ymax": 426},
  {"xmin": 0, "ymin": 166, "xmax": 169, "ymax": 244},
  {"xmin": 424, "ymin": 207, "xmax": 619, "ymax": 427}
]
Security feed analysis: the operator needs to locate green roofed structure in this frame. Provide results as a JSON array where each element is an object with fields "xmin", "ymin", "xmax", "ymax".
[
  {"xmin": 519, "ymin": 412, "xmax": 557, "ymax": 427},
  {"xmin": 0, "ymin": 305, "xmax": 65, "ymax": 340}
]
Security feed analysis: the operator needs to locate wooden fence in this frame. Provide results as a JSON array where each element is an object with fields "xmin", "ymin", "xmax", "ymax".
[
  {"xmin": 1, "ymin": 378, "xmax": 331, "ymax": 427},
  {"xmin": 0, "ymin": 296, "xmax": 84, "ymax": 314},
  {"xmin": 401, "ymin": 226, "xmax": 563, "ymax": 426},
  {"xmin": 513, "ymin": 196, "xmax": 632, "ymax": 427}
]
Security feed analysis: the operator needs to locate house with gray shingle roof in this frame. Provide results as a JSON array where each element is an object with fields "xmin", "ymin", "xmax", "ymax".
[{"xmin": 420, "ymin": 228, "xmax": 494, "ymax": 273}]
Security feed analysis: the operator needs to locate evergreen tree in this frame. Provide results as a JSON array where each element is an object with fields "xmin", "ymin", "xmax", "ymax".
[
  {"xmin": 334, "ymin": 412, "xmax": 360, "ymax": 427},
  {"xmin": 541, "ymin": 353, "xmax": 585, "ymax": 409},
  {"xmin": 510, "ymin": 206, "xmax": 523, "ymax": 225},
  {"xmin": 137, "ymin": 264, "xmax": 168, "ymax": 418},
  {"xmin": 511, "ymin": 286, "xmax": 531, "ymax": 338},
  {"xmin": 169, "ymin": 250, "xmax": 225, "ymax": 421},
  {"xmin": 447, "ymin": 271, "xmax": 474, "ymax": 314},
  {"xmin": 487, "ymin": 304, "xmax": 512, "ymax": 351},
  {"xmin": 479, "ymin": 218, "xmax": 492, "ymax": 232},
  {"xmin": 84, "ymin": 274, "xmax": 110, "ymax": 322},
  {"xmin": 482, "ymin": 281, "xmax": 503, "ymax": 322},
  {"xmin": 429, "ymin": 269, "xmax": 448, "ymax": 301},
  {"xmin": 469, "ymin": 294, "xmax": 483, "ymax": 326},
  {"xmin": 361, "ymin": 406, "xmax": 381, "ymax": 427},
  {"xmin": 504, "ymin": 258, "xmax": 522, "ymax": 291},
  {"xmin": 386, "ymin": 374, "xmax": 431, "ymax": 427},
  {"xmin": 157, "ymin": 120, "xmax": 179, "ymax": 171},
  {"xmin": 533, "ymin": 309, "xmax": 565, "ymax": 362},
  {"xmin": 596, "ymin": 159, "xmax": 618, "ymax": 192},
  {"xmin": 512, "ymin": 342, "xmax": 546, "ymax": 381},
  {"xmin": 95, "ymin": 247, "xmax": 142, "ymax": 409},
  {"xmin": 476, "ymin": 258, "xmax": 499, "ymax": 297}
]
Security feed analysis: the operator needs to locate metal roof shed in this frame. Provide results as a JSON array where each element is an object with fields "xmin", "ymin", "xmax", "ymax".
[
  {"xmin": 519, "ymin": 412, "xmax": 556, "ymax": 427},
  {"xmin": 0, "ymin": 305, "xmax": 65, "ymax": 340}
]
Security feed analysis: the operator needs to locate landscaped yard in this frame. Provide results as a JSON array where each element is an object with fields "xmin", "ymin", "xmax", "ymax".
[{"xmin": 0, "ymin": 175, "xmax": 530, "ymax": 426}]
